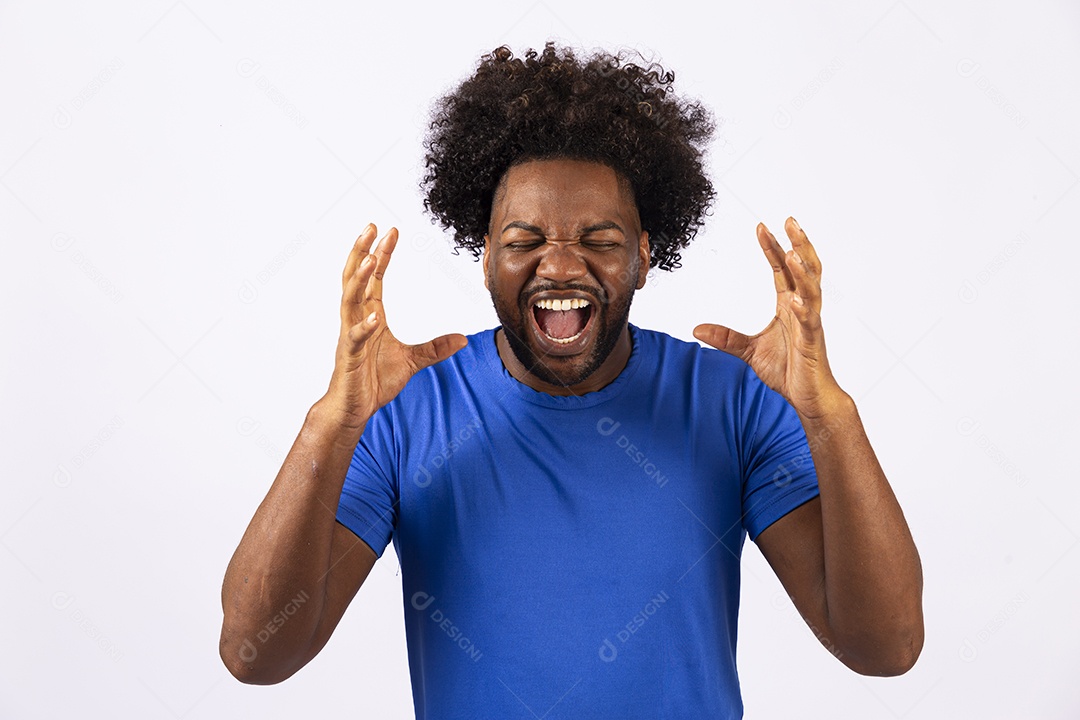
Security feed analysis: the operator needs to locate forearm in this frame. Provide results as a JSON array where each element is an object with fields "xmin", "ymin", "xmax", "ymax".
[
  {"xmin": 219, "ymin": 398, "xmax": 366, "ymax": 681},
  {"xmin": 798, "ymin": 392, "xmax": 924, "ymax": 675}
]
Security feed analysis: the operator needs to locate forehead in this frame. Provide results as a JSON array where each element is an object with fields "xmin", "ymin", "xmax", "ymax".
[{"xmin": 492, "ymin": 158, "xmax": 638, "ymax": 227}]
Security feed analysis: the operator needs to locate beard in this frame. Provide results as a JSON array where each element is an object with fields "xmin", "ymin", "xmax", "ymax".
[{"xmin": 490, "ymin": 279, "xmax": 636, "ymax": 389}]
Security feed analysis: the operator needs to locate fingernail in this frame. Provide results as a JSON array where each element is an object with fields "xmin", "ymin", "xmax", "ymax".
[
  {"xmin": 792, "ymin": 293, "xmax": 804, "ymax": 306},
  {"xmin": 793, "ymin": 250, "xmax": 804, "ymax": 266},
  {"xmin": 792, "ymin": 218, "xmax": 802, "ymax": 232}
]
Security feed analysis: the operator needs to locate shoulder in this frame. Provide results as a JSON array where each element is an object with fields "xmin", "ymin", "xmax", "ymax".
[
  {"xmin": 392, "ymin": 327, "xmax": 497, "ymax": 399},
  {"xmin": 365, "ymin": 328, "xmax": 497, "ymax": 435},
  {"xmin": 631, "ymin": 325, "xmax": 750, "ymax": 381},
  {"xmin": 431, "ymin": 327, "xmax": 496, "ymax": 378}
]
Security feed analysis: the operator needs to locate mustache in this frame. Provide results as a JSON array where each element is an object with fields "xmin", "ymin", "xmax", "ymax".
[{"xmin": 520, "ymin": 282, "xmax": 609, "ymax": 307}]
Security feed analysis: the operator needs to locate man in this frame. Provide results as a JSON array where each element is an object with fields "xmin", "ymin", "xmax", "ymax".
[{"xmin": 220, "ymin": 43, "xmax": 923, "ymax": 718}]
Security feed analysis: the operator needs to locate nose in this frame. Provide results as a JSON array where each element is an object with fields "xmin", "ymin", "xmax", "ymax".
[{"xmin": 535, "ymin": 241, "xmax": 588, "ymax": 283}]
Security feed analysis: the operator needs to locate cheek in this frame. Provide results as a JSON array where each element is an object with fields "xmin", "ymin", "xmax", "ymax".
[
  {"xmin": 493, "ymin": 256, "xmax": 534, "ymax": 287},
  {"xmin": 603, "ymin": 255, "xmax": 641, "ymax": 292},
  {"xmin": 488, "ymin": 258, "xmax": 531, "ymax": 304}
]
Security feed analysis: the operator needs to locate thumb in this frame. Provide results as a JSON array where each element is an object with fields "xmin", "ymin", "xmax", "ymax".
[
  {"xmin": 408, "ymin": 333, "xmax": 468, "ymax": 371},
  {"xmin": 693, "ymin": 323, "xmax": 752, "ymax": 362}
]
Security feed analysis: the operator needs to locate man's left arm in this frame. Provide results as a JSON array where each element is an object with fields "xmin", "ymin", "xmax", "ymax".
[
  {"xmin": 694, "ymin": 217, "xmax": 923, "ymax": 676},
  {"xmin": 757, "ymin": 390, "xmax": 924, "ymax": 676}
]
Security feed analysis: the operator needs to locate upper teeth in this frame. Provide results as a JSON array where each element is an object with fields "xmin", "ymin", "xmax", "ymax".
[{"xmin": 534, "ymin": 298, "xmax": 590, "ymax": 311}]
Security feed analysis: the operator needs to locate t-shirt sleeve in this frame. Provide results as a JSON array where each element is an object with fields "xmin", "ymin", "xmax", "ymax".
[
  {"xmin": 738, "ymin": 363, "xmax": 820, "ymax": 542},
  {"xmin": 334, "ymin": 404, "xmax": 399, "ymax": 559}
]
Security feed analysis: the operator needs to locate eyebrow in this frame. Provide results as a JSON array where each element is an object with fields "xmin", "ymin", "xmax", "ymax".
[{"xmin": 501, "ymin": 220, "xmax": 626, "ymax": 236}]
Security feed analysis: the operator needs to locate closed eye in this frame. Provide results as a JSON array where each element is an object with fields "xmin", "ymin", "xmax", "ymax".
[{"xmin": 506, "ymin": 240, "xmax": 545, "ymax": 250}]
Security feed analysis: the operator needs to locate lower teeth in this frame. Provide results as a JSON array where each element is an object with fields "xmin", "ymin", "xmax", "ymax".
[{"xmin": 546, "ymin": 330, "xmax": 583, "ymax": 344}]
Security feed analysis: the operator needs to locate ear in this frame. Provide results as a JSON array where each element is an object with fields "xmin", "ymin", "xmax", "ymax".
[
  {"xmin": 635, "ymin": 230, "xmax": 650, "ymax": 289},
  {"xmin": 482, "ymin": 233, "xmax": 491, "ymax": 291}
]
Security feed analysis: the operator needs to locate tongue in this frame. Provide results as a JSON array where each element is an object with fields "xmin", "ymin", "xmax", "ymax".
[{"xmin": 535, "ymin": 307, "xmax": 589, "ymax": 339}]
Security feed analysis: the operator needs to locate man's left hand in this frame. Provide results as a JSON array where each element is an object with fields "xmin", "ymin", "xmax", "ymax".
[{"xmin": 693, "ymin": 217, "xmax": 848, "ymax": 420}]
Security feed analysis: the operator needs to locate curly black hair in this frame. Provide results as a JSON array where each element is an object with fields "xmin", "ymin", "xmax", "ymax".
[{"xmin": 421, "ymin": 41, "xmax": 716, "ymax": 271}]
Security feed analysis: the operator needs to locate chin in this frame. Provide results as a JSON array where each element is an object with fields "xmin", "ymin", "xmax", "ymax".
[{"xmin": 491, "ymin": 283, "xmax": 633, "ymax": 389}]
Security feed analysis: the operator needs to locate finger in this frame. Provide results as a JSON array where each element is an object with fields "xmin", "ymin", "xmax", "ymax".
[
  {"xmin": 356, "ymin": 223, "xmax": 380, "ymax": 255},
  {"xmin": 371, "ymin": 227, "xmax": 399, "ymax": 282},
  {"xmin": 362, "ymin": 227, "xmax": 397, "ymax": 304},
  {"xmin": 785, "ymin": 248, "xmax": 822, "ymax": 314},
  {"xmin": 407, "ymin": 333, "xmax": 469, "ymax": 371},
  {"xmin": 342, "ymin": 253, "xmax": 378, "ymax": 325},
  {"xmin": 785, "ymin": 217, "xmax": 822, "ymax": 277},
  {"xmin": 342, "ymin": 224, "xmax": 377, "ymax": 287},
  {"xmin": 693, "ymin": 323, "xmax": 752, "ymax": 362},
  {"xmin": 786, "ymin": 289, "xmax": 823, "ymax": 337},
  {"xmin": 344, "ymin": 309, "xmax": 381, "ymax": 352},
  {"xmin": 757, "ymin": 223, "xmax": 795, "ymax": 295}
]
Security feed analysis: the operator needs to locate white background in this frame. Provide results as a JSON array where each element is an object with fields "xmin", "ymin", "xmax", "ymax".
[{"xmin": 3, "ymin": 1, "xmax": 1078, "ymax": 718}]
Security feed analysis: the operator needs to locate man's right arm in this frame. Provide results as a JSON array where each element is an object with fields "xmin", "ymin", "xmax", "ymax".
[
  {"xmin": 218, "ymin": 400, "xmax": 377, "ymax": 684},
  {"xmin": 218, "ymin": 224, "xmax": 466, "ymax": 684}
]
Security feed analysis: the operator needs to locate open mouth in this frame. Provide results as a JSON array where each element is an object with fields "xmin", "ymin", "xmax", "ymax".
[{"xmin": 531, "ymin": 297, "xmax": 594, "ymax": 346}]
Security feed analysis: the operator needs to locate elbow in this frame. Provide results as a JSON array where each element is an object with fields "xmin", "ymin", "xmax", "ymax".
[
  {"xmin": 219, "ymin": 628, "xmax": 295, "ymax": 686},
  {"xmin": 842, "ymin": 623, "xmax": 924, "ymax": 677},
  {"xmin": 849, "ymin": 644, "xmax": 922, "ymax": 677}
]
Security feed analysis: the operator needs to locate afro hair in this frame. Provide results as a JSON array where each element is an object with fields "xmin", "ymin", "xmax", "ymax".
[{"xmin": 421, "ymin": 41, "xmax": 716, "ymax": 271}]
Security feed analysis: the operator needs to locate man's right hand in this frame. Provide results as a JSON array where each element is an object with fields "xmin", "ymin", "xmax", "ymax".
[
  {"xmin": 220, "ymin": 223, "xmax": 467, "ymax": 685},
  {"xmin": 323, "ymin": 224, "xmax": 468, "ymax": 430}
]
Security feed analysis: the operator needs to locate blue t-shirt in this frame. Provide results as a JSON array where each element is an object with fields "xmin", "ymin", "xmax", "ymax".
[{"xmin": 336, "ymin": 324, "xmax": 819, "ymax": 719}]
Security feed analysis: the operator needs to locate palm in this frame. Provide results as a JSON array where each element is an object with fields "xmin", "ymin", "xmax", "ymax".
[{"xmin": 351, "ymin": 326, "xmax": 447, "ymax": 413}]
